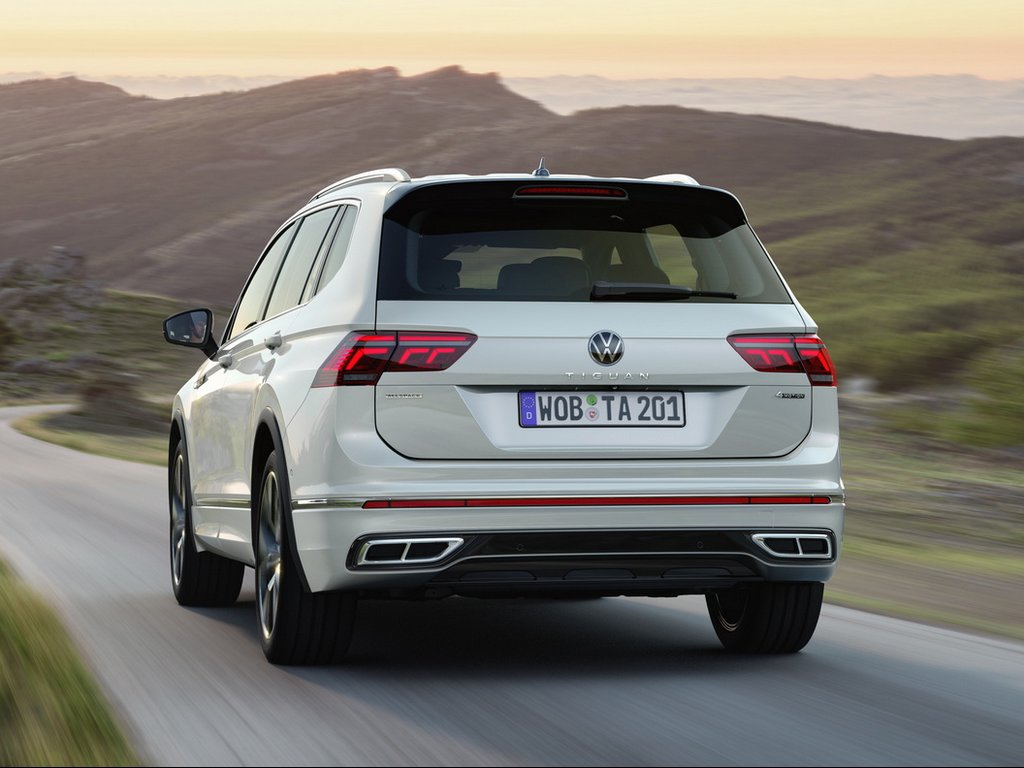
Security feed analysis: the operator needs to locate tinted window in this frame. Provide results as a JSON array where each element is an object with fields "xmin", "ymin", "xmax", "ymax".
[
  {"xmin": 264, "ymin": 207, "xmax": 337, "ymax": 320},
  {"xmin": 315, "ymin": 205, "xmax": 357, "ymax": 293},
  {"xmin": 228, "ymin": 223, "xmax": 296, "ymax": 340},
  {"xmin": 379, "ymin": 181, "xmax": 790, "ymax": 303}
]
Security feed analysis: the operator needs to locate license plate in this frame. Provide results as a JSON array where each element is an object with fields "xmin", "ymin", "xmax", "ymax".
[{"xmin": 519, "ymin": 391, "xmax": 685, "ymax": 428}]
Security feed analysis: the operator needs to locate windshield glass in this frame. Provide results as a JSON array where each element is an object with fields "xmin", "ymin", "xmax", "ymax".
[{"xmin": 378, "ymin": 181, "xmax": 792, "ymax": 303}]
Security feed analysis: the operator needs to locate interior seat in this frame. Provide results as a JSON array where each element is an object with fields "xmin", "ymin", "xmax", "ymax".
[{"xmin": 498, "ymin": 256, "xmax": 592, "ymax": 298}]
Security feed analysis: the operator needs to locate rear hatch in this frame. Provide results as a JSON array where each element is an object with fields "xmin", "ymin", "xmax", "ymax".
[{"xmin": 372, "ymin": 179, "xmax": 818, "ymax": 460}]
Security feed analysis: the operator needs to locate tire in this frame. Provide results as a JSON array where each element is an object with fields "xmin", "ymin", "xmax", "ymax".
[
  {"xmin": 169, "ymin": 437, "xmax": 244, "ymax": 606},
  {"xmin": 255, "ymin": 450, "xmax": 356, "ymax": 665},
  {"xmin": 706, "ymin": 582, "xmax": 823, "ymax": 654}
]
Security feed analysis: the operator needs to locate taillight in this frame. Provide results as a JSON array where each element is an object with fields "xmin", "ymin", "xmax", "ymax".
[
  {"xmin": 728, "ymin": 334, "xmax": 837, "ymax": 387},
  {"xmin": 794, "ymin": 336, "xmax": 837, "ymax": 386},
  {"xmin": 312, "ymin": 334, "xmax": 396, "ymax": 387},
  {"xmin": 312, "ymin": 331, "xmax": 476, "ymax": 387},
  {"xmin": 387, "ymin": 333, "xmax": 476, "ymax": 372}
]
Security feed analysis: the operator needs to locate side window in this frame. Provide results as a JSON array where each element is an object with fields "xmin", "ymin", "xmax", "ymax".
[
  {"xmin": 227, "ymin": 222, "xmax": 296, "ymax": 340},
  {"xmin": 315, "ymin": 205, "xmax": 357, "ymax": 294},
  {"xmin": 263, "ymin": 207, "xmax": 337, "ymax": 320}
]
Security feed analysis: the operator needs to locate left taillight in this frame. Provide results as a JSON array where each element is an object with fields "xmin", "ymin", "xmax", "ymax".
[
  {"xmin": 312, "ymin": 331, "xmax": 477, "ymax": 387},
  {"xmin": 728, "ymin": 334, "xmax": 837, "ymax": 387}
]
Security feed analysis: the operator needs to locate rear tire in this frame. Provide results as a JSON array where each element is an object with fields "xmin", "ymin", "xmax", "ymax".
[
  {"xmin": 706, "ymin": 582, "xmax": 823, "ymax": 653},
  {"xmin": 255, "ymin": 450, "xmax": 356, "ymax": 665},
  {"xmin": 169, "ymin": 437, "xmax": 244, "ymax": 606}
]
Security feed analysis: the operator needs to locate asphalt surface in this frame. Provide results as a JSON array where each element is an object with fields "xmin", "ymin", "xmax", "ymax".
[{"xmin": 1, "ymin": 404, "xmax": 1022, "ymax": 767}]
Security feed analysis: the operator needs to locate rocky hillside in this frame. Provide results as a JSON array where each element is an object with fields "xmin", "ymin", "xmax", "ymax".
[
  {"xmin": 1, "ymin": 66, "xmax": 1022, "ymax": 392},
  {"xmin": 0, "ymin": 66, "xmax": 947, "ymax": 299}
]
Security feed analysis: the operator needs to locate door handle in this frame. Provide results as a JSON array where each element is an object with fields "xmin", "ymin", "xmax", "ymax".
[{"xmin": 264, "ymin": 332, "xmax": 283, "ymax": 351}]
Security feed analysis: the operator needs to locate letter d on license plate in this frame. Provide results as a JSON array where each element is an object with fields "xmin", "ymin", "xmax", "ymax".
[{"xmin": 519, "ymin": 391, "xmax": 684, "ymax": 428}]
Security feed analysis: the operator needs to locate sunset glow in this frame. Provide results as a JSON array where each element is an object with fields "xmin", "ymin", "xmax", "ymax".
[{"xmin": 1, "ymin": 0, "xmax": 1022, "ymax": 79}]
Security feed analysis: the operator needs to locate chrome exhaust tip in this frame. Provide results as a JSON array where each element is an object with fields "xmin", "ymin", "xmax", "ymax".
[
  {"xmin": 752, "ymin": 533, "xmax": 832, "ymax": 559},
  {"xmin": 356, "ymin": 537, "xmax": 464, "ymax": 566}
]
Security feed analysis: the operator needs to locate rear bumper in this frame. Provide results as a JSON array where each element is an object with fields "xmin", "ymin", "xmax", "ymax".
[
  {"xmin": 292, "ymin": 499, "xmax": 844, "ymax": 593},
  {"xmin": 285, "ymin": 386, "xmax": 844, "ymax": 593}
]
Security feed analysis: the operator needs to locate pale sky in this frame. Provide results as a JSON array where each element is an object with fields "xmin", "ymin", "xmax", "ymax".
[{"xmin": 2, "ymin": 0, "xmax": 1022, "ymax": 80}]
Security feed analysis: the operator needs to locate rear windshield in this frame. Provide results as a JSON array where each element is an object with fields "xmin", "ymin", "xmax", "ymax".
[{"xmin": 378, "ymin": 181, "xmax": 791, "ymax": 303}]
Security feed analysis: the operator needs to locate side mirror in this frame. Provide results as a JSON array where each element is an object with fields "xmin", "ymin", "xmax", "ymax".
[{"xmin": 163, "ymin": 308, "xmax": 218, "ymax": 360}]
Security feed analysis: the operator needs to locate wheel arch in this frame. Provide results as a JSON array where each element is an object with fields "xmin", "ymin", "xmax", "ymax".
[
  {"xmin": 168, "ymin": 411, "xmax": 188, "ymax": 504},
  {"xmin": 251, "ymin": 408, "xmax": 313, "ymax": 593},
  {"xmin": 168, "ymin": 411, "xmax": 185, "ymax": 462}
]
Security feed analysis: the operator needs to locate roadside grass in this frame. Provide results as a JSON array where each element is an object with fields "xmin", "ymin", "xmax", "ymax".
[
  {"xmin": 0, "ymin": 289, "xmax": 221, "ymax": 408},
  {"xmin": 840, "ymin": 537, "xmax": 1024, "ymax": 579},
  {"xmin": 0, "ymin": 561, "xmax": 139, "ymax": 766},
  {"xmin": 14, "ymin": 407, "xmax": 168, "ymax": 467},
  {"xmin": 824, "ymin": 589, "xmax": 1024, "ymax": 643}
]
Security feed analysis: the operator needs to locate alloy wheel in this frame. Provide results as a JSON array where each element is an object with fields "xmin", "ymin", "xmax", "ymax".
[
  {"xmin": 170, "ymin": 451, "xmax": 188, "ymax": 587},
  {"xmin": 710, "ymin": 589, "xmax": 749, "ymax": 632},
  {"xmin": 257, "ymin": 469, "xmax": 283, "ymax": 641}
]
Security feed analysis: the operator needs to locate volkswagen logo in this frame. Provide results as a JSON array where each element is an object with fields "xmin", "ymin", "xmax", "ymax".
[{"xmin": 589, "ymin": 331, "xmax": 624, "ymax": 365}]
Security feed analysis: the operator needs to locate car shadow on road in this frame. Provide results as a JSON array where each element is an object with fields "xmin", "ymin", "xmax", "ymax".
[
  {"xmin": 187, "ymin": 584, "xmax": 798, "ymax": 679},
  {"xmin": 343, "ymin": 595, "xmax": 765, "ymax": 675}
]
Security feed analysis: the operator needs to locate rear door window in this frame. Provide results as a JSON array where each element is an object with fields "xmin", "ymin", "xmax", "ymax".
[
  {"xmin": 263, "ymin": 206, "xmax": 337, "ymax": 320},
  {"xmin": 314, "ymin": 205, "xmax": 358, "ymax": 294}
]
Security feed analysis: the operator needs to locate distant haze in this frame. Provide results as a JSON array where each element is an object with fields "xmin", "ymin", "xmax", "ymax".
[
  {"xmin": 506, "ymin": 75, "xmax": 1024, "ymax": 141},
  {"xmin": 2, "ymin": 71, "xmax": 1020, "ymax": 140}
]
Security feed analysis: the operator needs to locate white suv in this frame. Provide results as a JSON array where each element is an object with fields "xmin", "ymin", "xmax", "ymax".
[{"xmin": 163, "ymin": 166, "xmax": 843, "ymax": 665}]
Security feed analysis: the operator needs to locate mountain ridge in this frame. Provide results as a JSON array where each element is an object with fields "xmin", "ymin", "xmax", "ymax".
[
  {"xmin": 0, "ymin": 66, "xmax": 1021, "ymax": 389},
  {"xmin": 0, "ymin": 66, "xmax": 1006, "ymax": 301},
  {"xmin": 5, "ymin": 69, "xmax": 1019, "ymax": 138}
]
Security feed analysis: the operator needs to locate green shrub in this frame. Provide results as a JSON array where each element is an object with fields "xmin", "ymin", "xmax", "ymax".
[{"xmin": 945, "ymin": 342, "xmax": 1024, "ymax": 447}]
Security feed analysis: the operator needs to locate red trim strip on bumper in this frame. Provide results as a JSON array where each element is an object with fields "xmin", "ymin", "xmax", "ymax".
[{"xmin": 363, "ymin": 495, "xmax": 832, "ymax": 509}]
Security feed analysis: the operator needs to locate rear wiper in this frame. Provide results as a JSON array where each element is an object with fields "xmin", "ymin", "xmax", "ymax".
[{"xmin": 590, "ymin": 281, "xmax": 738, "ymax": 301}]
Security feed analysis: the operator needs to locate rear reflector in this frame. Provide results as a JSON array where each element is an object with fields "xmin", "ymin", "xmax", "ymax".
[
  {"xmin": 363, "ymin": 495, "xmax": 831, "ymax": 509},
  {"xmin": 728, "ymin": 334, "xmax": 837, "ymax": 387},
  {"xmin": 514, "ymin": 185, "xmax": 627, "ymax": 199},
  {"xmin": 313, "ymin": 331, "xmax": 476, "ymax": 387}
]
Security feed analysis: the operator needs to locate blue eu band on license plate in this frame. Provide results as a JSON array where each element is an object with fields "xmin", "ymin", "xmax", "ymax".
[{"xmin": 519, "ymin": 391, "xmax": 685, "ymax": 428}]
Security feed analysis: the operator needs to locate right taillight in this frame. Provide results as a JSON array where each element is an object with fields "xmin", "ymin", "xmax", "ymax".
[
  {"xmin": 312, "ymin": 331, "xmax": 476, "ymax": 387},
  {"xmin": 728, "ymin": 334, "xmax": 837, "ymax": 387}
]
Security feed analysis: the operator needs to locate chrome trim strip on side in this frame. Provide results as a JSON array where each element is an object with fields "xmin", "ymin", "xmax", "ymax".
[
  {"xmin": 294, "ymin": 498, "xmax": 365, "ymax": 509},
  {"xmin": 193, "ymin": 496, "xmax": 251, "ymax": 509}
]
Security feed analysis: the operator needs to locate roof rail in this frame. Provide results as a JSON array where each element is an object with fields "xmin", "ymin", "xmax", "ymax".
[
  {"xmin": 645, "ymin": 173, "xmax": 700, "ymax": 186},
  {"xmin": 309, "ymin": 168, "xmax": 411, "ymax": 201}
]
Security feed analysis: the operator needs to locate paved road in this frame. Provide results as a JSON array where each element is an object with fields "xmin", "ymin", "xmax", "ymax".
[{"xmin": 1, "ymin": 405, "xmax": 1022, "ymax": 766}]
